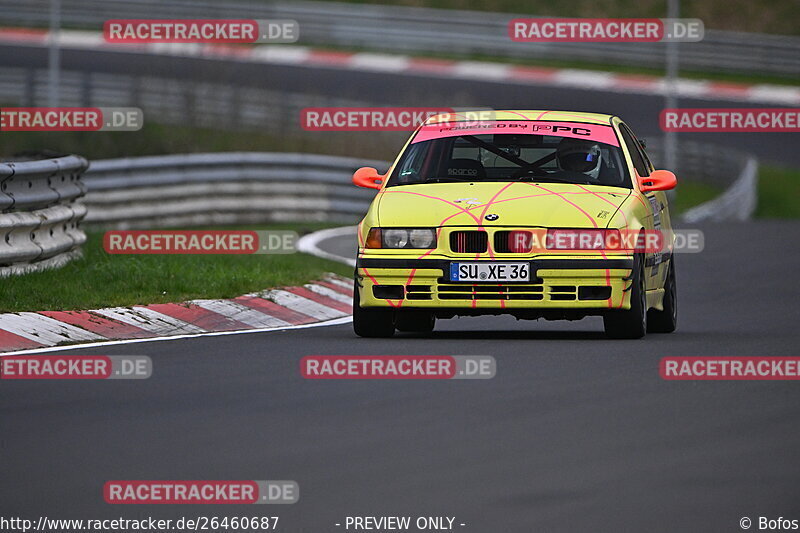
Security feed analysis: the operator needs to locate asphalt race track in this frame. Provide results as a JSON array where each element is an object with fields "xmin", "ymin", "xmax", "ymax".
[{"xmin": 2, "ymin": 221, "xmax": 799, "ymax": 532}]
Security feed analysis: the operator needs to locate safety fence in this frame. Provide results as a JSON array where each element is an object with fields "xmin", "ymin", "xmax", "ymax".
[
  {"xmin": 82, "ymin": 152, "xmax": 385, "ymax": 228},
  {"xmin": 681, "ymin": 157, "xmax": 758, "ymax": 223},
  {"xmin": 0, "ymin": 155, "xmax": 89, "ymax": 276},
  {"xmin": 0, "ymin": 0, "xmax": 798, "ymax": 76}
]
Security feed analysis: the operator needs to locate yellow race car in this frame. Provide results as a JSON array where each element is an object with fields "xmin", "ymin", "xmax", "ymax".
[{"xmin": 351, "ymin": 111, "xmax": 677, "ymax": 339}]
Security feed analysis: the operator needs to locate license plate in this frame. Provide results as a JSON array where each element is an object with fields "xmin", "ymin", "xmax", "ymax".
[{"xmin": 450, "ymin": 262, "xmax": 530, "ymax": 282}]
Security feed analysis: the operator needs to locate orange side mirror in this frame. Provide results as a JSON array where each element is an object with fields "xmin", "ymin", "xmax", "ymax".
[
  {"xmin": 353, "ymin": 167, "xmax": 384, "ymax": 189},
  {"xmin": 639, "ymin": 170, "xmax": 677, "ymax": 193}
]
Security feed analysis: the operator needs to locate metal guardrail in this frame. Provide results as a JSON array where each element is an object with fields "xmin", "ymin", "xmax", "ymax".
[
  {"xmin": 682, "ymin": 157, "xmax": 758, "ymax": 223},
  {"xmin": 0, "ymin": 155, "xmax": 89, "ymax": 277},
  {"xmin": 647, "ymin": 140, "xmax": 759, "ymax": 222},
  {"xmin": 82, "ymin": 153, "xmax": 386, "ymax": 228},
  {"xmin": 80, "ymin": 144, "xmax": 756, "ymax": 230},
  {"xmin": 0, "ymin": 0, "xmax": 798, "ymax": 76}
]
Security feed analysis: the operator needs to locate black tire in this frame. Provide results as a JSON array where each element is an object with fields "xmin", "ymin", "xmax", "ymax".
[
  {"xmin": 603, "ymin": 253, "xmax": 647, "ymax": 339},
  {"xmin": 647, "ymin": 257, "xmax": 677, "ymax": 333},
  {"xmin": 352, "ymin": 282, "xmax": 395, "ymax": 338},
  {"xmin": 395, "ymin": 310, "xmax": 435, "ymax": 333}
]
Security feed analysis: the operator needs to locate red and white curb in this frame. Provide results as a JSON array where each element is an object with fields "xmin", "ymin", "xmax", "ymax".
[
  {"xmin": 0, "ymin": 28, "xmax": 798, "ymax": 106},
  {"xmin": 0, "ymin": 273, "xmax": 353, "ymax": 354}
]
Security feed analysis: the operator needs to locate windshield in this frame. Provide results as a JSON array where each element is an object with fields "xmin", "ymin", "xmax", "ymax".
[{"xmin": 387, "ymin": 124, "xmax": 631, "ymax": 189}]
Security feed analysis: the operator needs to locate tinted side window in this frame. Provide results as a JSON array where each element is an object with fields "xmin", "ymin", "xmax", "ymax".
[
  {"xmin": 618, "ymin": 124, "xmax": 650, "ymax": 177},
  {"xmin": 638, "ymin": 140, "xmax": 655, "ymax": 171}
]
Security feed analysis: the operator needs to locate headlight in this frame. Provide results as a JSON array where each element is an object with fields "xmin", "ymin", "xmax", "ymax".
[
  {"xmin": 384, "ymin": 229, "xmax": 409, "ymax": 248},
  {"xmin": 365, "ymin": 228, "xmax": 437, "ymax": 249},
  {"xmin": 409, "ymin": 229, "xmax": 436, "ymax": 248}
]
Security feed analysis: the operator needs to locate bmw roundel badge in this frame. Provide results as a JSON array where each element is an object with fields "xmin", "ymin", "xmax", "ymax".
[{"xmin": 485, "ymin": 214, "xmax": 499, "ymax": 221}]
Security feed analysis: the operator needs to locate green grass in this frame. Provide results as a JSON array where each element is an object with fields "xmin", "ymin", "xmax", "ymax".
[
  {"xmin": 671, "ymin": 180, "xmax": 721, "ymax": 214},
  {"xmin": 0, "ymin": 225, "xmax": 353, "ymax": 313},
  {"xmin": 756, "ymin": 164, "xmax": 800, "ymax": 218}
]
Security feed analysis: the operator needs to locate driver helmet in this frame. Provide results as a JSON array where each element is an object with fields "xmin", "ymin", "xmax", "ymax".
[{"xmin": 556, "ymin": 138, "xmax": 602, "ymax": 180}]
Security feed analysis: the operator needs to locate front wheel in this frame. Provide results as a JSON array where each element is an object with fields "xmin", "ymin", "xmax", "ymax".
[
  {"xmin": 647, "ymin": 258, "xmax": 677, "ymax": 333},
  {"xmin": 353, "ymin": 282, "xmax": 395, "ymax": 338},
  {"xmin": 603, "ymin": 253, "xmax": 647, "ymax": 339}
]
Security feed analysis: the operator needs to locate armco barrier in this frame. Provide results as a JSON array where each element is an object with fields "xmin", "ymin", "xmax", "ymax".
[
  {"xmin": 0, "ymin": 155, "xmax": 89, "ymax": 277},
  {"xmin": 647, "ymin": 140, "xmax": 759, "ymax": 222},
  {"xmin": 81, "ymin": 153, "xmax": 386, "ymax": 228},
  {"xmin": 80, "ymin": 143, "xmax": 756, "ymax": 230},
  {"xmin": 682, "ymin": 157, "xmax": 758, "ymax": 223}
]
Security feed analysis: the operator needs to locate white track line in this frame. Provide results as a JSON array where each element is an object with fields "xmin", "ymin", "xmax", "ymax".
[{"xmin": 0, "ymin": 316, "xmax": 353, "ymax": 356}]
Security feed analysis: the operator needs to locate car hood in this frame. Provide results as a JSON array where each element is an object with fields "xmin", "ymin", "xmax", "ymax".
[{"xmin": 376, "ymin": 182, "xmax": 631, "ymax": 228}]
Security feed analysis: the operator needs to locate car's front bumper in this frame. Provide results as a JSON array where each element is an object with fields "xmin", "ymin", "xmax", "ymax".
[{"xmin": 356, "ymin": 256, "xmax": 635, "ymax": 313}]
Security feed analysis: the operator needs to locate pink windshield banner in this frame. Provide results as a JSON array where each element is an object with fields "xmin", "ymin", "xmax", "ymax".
[{"xmin": 411, "ymin": 121, "xmax": 620, "ymax": 146}]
